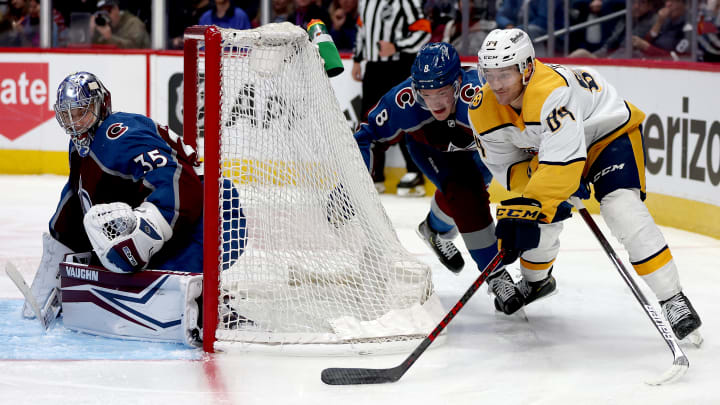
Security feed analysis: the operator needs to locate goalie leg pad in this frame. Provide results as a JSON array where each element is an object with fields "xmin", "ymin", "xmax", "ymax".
[
  {"xmin": 23, "ymin": 233, "xmax": 74, "ymax": 318},
  {"xmin": 60, "ymin": 261, "xmax": 203, "ymax": 346}
]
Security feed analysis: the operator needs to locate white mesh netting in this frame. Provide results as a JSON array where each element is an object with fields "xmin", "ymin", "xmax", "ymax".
[{"xmin": 199, "ymin": 23, "xmax": 444, "ymax": 354}]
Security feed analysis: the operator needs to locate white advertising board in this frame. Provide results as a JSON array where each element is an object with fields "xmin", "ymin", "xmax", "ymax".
[{"xmin": 0, "ymin": 52, "xmax": 147, "ymax": 151}]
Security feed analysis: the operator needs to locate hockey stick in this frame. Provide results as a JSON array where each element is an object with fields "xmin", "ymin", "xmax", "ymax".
[
  {"xmin": 321, "ymin": 250, "xmax": 505, "ymax": 385},
  {"xmin": 5, "ymin": 262, "xmax": 61, "ymax": 330},
  {"xmin": 570, "ymin": 198, "xmax": 689, "ymax": 385}
]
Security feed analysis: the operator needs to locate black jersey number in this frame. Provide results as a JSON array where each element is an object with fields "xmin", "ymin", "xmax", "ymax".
[{"xmin": 545, "ymin": 106, "xmax": 576, "ymax": 132}]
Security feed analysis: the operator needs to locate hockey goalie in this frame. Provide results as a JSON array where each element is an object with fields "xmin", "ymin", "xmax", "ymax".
[{"xmin": 14, "ymin": 71, "xmax": 245, "ymax": 346}]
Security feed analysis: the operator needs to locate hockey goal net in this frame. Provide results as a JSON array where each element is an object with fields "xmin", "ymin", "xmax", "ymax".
[{"xmin": 183, "ymin": 24, "xmax": 444, "ymax": 354}]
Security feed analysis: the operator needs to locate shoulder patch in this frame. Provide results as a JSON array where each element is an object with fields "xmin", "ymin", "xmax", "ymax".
[
  {"xmin": 469, "ymin": 89, "xmax": 484, "ymax": 110},
  {"xmin": 394, "ymin": 87, "xmax": 416, "ymax": 109},
  {"xmin": 106, "ymin": 122, "xmax": 129, "ymax": 140},
  {"xmin": 460, "ymin": 83, "xmax": 480, "ymax": 104}
]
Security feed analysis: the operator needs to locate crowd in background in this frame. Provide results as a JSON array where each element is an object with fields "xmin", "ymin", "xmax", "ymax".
[{"xmin": 0, "ymin": 0, "xmax": 718, "ymax": 61}]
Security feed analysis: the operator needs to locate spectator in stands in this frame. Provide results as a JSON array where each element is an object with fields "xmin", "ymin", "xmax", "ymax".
[
  {"xmin": 440, "ymin": 0, "xmax": 497, "ymax": 53},
  {"xmin": 199, "ymin": 0, "xmax": 251, "ymax": 30},
  {"xmin": 55, "ymin": 0, "xmax": 96, "ymax": 25},
  {"xmin": 631, "ymin": 0, "xmax": 691, "ymax": 59},
  {"xmin": 0, "ymin": 0, "xmax": 29, "ymax": 46},
  {"xmin": 91, "ymin": 0, "xmax": 150, "ymax": 48},
  {"xmin": 698, "ymin": 0, "xmax": 720, "ymax": 61},
  {"xmin": 235, "ymin": 0, "xmax": 261, "ymax": 26},
  {"xmin": 20, "ymin": 0, "xmax": 66, "ymax": 47},
  {"xmin": 271, "ymin": 0, "xmax": 293, "ymax": 23},
  {"xmin": 328, "ymin": 0, "xmax": 357, "ymax": 51},
  {"xmin": 569, "ymin": 0, "xmax": 625, "ymax": 53},
  {"xmin": 570, "ymin": 0, "xmax": 660, "ymax": 58},
  {"xmin": 287, "ymin": 0, "xmax": 330, "ymax": 29},
  {"xmin": 169, "ymin": 0, "xmax": 211, "ymax": 49}
]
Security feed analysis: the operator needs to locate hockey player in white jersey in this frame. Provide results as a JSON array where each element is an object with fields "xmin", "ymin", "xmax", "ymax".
[{"xmin": 468, "ymin": 28, "xmax": 701, "ymax": 340}]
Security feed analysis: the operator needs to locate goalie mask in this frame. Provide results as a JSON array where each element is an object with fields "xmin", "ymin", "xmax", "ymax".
[
  {"xmin": 54, "ymin": 72, "xmax": 112, "ymax": 157},
  {"xmin": 411, "ymin": 42, "xmax": 462, "ymax": 110}
]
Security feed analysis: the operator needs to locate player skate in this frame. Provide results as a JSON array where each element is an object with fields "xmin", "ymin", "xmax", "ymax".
[
  {"xmin": 516, "ymin": 271, "xmax": 557, "ymax": 306},
  {"xmin": 396, "ymin": 172, "xmax": 425, "ymax": 197},
  {"xmin": 661, "ymin": 292, "xmax": 702, "ymax": 341},
  {"xmin": 416, "ymin": 216, "xmax": 464, "ymax": 273},
  {"xmin": 488, "ymin": 269, "xmax": 525, "ymax": 315}
]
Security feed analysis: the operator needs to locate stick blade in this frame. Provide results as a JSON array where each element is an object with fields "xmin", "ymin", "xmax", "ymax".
[
  {"xmin": 321, "ymin": 367, "xmax": 402, "ymax": 385},
  {"xmin": 645, "ymin": 356, "xmax": 689, "ymax": 386}
]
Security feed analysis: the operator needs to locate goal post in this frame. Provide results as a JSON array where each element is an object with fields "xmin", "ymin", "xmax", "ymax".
[{"xmin": 183, "ymin": 23, "xmax": 445, "ymax": 355}]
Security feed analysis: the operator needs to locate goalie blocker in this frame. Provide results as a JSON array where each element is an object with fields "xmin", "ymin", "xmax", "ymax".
[{"xmin": 59, "ymin": 253, "xmax": 203, "ymax": 346}]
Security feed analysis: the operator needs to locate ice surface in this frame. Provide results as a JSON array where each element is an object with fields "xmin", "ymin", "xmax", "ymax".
[{"xmin": 1, "ymin": 175, "xmax": 718, "ymax": 405}]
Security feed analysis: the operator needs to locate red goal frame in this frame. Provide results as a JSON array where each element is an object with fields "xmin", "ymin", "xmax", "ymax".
[{"xmin": 183, "ymin": 25, "xmax": 222, "ymax": 353}]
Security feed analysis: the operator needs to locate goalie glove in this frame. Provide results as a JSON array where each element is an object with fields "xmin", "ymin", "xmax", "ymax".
[
  {"xmin": 84, "ymin": 201, "xmax": 173, "ymax": 273},
  {"xmin": 495, "ymin": 197, "xmax": 543, "ymax": 265}
]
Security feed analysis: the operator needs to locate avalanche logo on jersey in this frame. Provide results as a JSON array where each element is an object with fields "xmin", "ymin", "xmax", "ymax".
[
  {"xmin": 106, "ymin": 122, "xmax": 129, "ymax": 139},
  {"xmin": 395, "ymin": 87, "xmax": 415, "ymax": 109},
  {"xmin": 460, "ymin": 84, "xmax": 480, "ymax": 104}
]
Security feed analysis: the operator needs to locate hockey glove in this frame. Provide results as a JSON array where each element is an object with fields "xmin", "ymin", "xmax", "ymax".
[
  {"xmin": 84, "ymin": 202, "xmax": 173, "ymax": 273},
  {"xmin": 495, "ymin": 197, "xmax": 542, "ymax": 265}
]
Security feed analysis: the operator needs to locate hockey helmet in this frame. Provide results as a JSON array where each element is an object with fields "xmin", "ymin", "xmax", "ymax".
[
  {"xmin": 411, "ymin": 42, "xmax": 462, "ymax": 108},
  {"xmin": 54, "ymin": 71, "xmax": 112, "ymax": 157},
  {"xmin": 477, "ymin": 29, "xmax": 535, "ymax": 85}
]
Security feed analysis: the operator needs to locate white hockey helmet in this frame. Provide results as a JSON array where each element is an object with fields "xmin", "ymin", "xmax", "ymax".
[{"xmin": 477, "ymin": 28, "xmax": 535, "ymax": 85}]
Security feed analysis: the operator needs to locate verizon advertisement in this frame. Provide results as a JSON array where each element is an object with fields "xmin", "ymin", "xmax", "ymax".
[{"xmin": 0, "ymin": 51, "xmax": 718, "ymax": 208}]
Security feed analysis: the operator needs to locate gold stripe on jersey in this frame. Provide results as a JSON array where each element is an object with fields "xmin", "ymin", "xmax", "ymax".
[
  {"xmin": 631, "ymin": 245, "xmax": 673, "ymax": 276},
  {"xmin": 523, "ymin": 159, "xmax": 585, "ymax": 222},
  {"xmin": 521, "ymin": 61, "xmax": 569, "ymax": 123},
  {"xmin": 507, "ymin": 156, "xmax": 539, "ymax": 193},
  {"xmin": 468, "ymin": 85, "xmax": 524, "ymax": 135},
  {"xmin": 520, "ymin": 257, "xmax": 555, "ymax": 271}
]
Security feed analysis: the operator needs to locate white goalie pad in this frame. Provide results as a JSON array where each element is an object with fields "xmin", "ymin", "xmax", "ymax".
[
  {"xmin": 59, "ymin": 253, "xmax": 202, "ymax": 346},
  {"xmin": 23, "ymin": 232, "xmax": 74, "ymax": 319},
  {"xmin": 83, "ymin": 201, "xmax": 173, "ymax": 273}
]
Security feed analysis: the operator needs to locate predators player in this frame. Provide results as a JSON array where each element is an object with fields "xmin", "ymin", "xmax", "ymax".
[
  {"xmin": 468, "ymin": 28, "xmax": 701, "ymax": 340},
  {"xmin": 355, "ymin": 42, "xmax": 526, "ymax": 313}
]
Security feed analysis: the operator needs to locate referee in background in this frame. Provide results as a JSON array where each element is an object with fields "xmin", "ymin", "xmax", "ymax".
[{"xmin": 352, "ymin": 0, "xmax": 431, "ymax": 194}]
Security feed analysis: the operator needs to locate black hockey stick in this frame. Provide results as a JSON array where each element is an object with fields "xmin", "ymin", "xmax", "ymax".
[
  {"xmin": 321, "ymin": 250, "xmax": 505, "ymax": 385},
  {"xmin": 571, "ymin": 197, "xmax": 689, "ymax": 385}
]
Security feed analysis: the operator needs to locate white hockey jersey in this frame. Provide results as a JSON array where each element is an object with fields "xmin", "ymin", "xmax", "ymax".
[{"xmin": 468, "ymin": 60, "xmax": 646, "ymax": 221}]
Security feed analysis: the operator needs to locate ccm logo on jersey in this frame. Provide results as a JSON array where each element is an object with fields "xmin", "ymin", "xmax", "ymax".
[
  {"xmin": 106, "ymin": 122, "xmax": 129, "ymax": 139},
  {"xmin": 593, "ymin": 163, "xmax": 625, "ymax": 183}
]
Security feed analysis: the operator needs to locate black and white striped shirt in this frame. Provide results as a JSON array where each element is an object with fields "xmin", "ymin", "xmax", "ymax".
[{"xmin": 353, "ymin": 0, "xmax": 431, "ymax": 63}]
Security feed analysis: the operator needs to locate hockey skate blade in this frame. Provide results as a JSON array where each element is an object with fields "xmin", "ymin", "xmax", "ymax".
[
  {"xmin": 645, "ymin": 356, "xmax": 689, "ymax": 386},
  {"xmin": 683, "ymin": 330, "xmax": 703, "ymax": 348},
  {"xmin": 5, "ymin": 263, "xmax": 50, "ymax": 330},
  {"xmin": 396, "ymin": 186, "xmax": 425, "ymax": 197}
]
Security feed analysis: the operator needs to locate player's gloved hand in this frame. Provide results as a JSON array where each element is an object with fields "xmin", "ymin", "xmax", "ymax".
[
  {"xmin": 573, "ymin": 179, "xmax": 591, "ymax": 200},
  {"xmin": 495, "ymin": 197, "xmax": 543, "ymax": 265}
]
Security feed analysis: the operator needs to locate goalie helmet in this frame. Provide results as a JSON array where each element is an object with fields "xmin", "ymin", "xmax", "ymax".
[
  {"xmin": 477, "ymin": 28, "xmax": 535, "ymax": 85},
  {"xmin": 54, "ymin": 72, "xmax": 112, "ymax": 157},
  {"xmin": 411, "ymin": 42, "xmax": 461, "ymax": 108}
]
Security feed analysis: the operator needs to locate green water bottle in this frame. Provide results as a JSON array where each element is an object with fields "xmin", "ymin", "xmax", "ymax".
[{"xmin": 307, "ymin": 19, "xmax": 345, "ymax": 78}]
